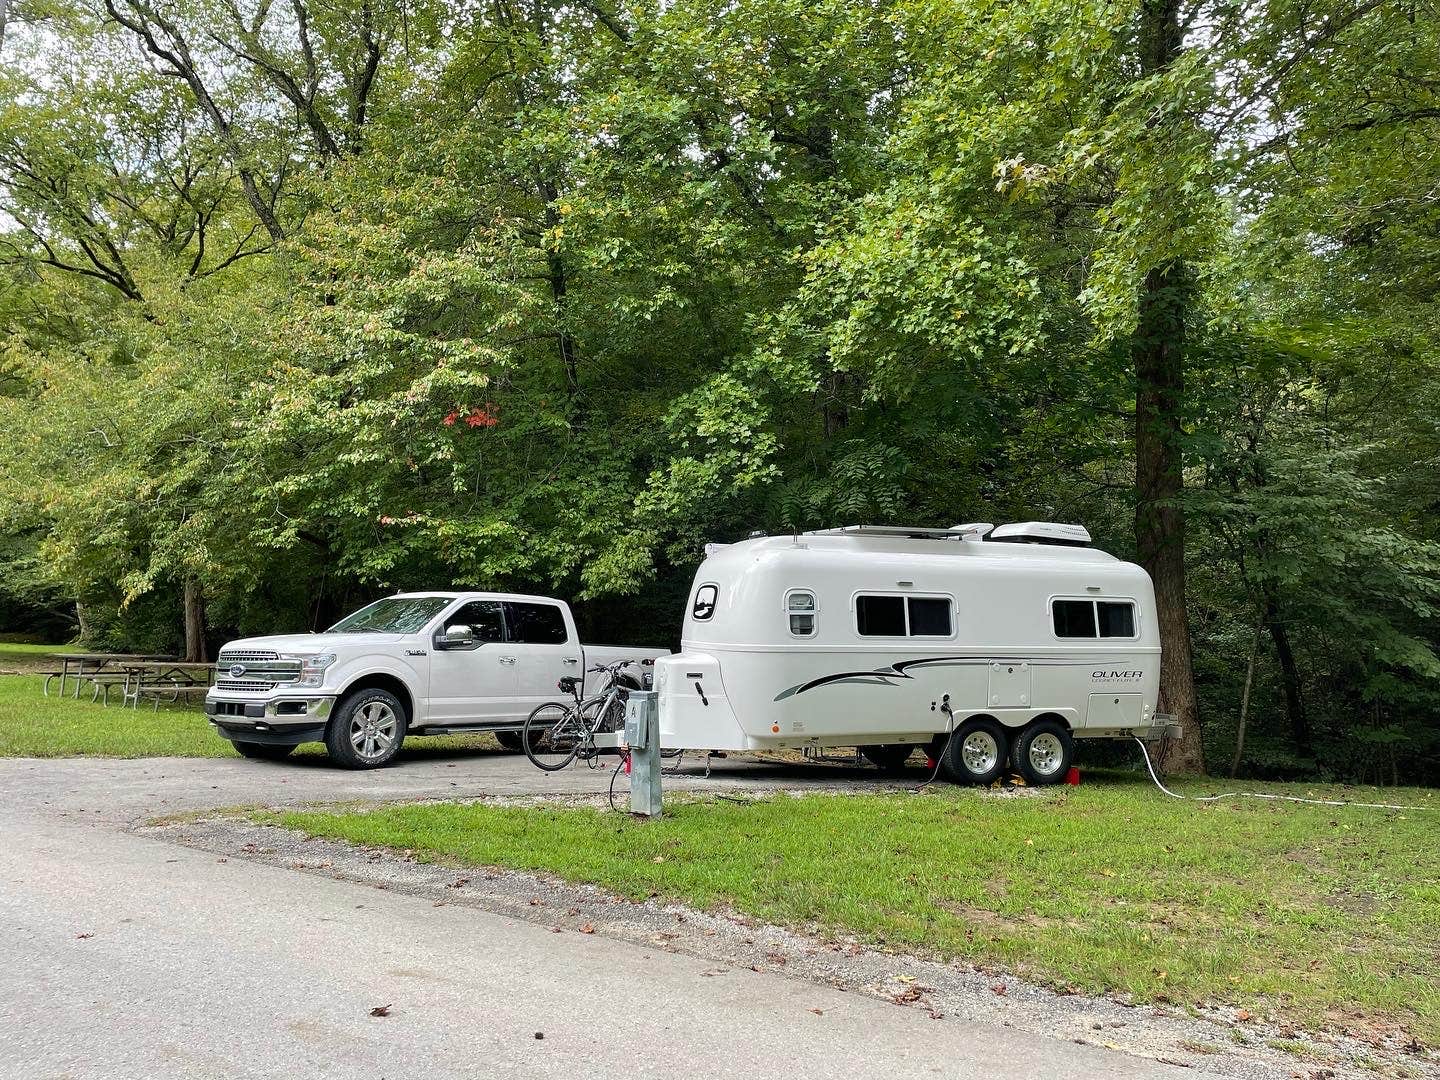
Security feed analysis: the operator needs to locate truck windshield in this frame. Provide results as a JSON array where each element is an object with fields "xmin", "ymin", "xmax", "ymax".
[{"xmin": 328, "ymin": 596, "xmax": 452, "ymax": 634}]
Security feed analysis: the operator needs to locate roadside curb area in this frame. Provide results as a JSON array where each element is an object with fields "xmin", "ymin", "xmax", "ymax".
[{"xmin": 144, "ymin": 811, "xmax": 1435, "ymax": 1080}]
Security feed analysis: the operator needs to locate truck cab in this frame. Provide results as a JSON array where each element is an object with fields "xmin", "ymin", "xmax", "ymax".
[{"xmin": 205, "ymin": 592, "xmax": 668, "ymax": 768}]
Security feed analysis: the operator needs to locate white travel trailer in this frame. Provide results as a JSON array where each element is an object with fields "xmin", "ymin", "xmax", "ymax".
[{"xmin": 652, "ymin": 524, "xmax": 1179, "ymax": 784}]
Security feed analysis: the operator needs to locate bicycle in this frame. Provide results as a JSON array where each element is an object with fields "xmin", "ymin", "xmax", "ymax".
[{"xmin": 522, "ymin": 659, "xmax": 644, "ymax": 772}]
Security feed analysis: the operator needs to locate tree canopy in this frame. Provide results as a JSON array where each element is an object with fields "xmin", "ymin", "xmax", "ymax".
[{"xmin": 2, "ymin": 0, "xmax": 1438, "ymax": 781}]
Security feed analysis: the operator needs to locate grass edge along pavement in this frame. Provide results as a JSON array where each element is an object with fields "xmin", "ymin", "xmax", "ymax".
[{"xmin": 272, "ymin": 776, "xmax": 1440, "ymax": 1048}]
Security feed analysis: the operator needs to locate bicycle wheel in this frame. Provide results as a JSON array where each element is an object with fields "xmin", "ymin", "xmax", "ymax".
[{"xmin": 523, "ymin": 702, "xmax": 584, "ymax": 771}]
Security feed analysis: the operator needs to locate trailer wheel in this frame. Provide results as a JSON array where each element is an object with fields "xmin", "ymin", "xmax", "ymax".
[
  {"xmin": 1012, "ymin": 719, "xmax": 1073, "ymax": 785},
  {"xmin": 860, "ymin": 744, "xmax": 914, "ymax": 772},
  {"xmin": 941, "ymin": 718, "xmax": 1009, "ymax": 785}
]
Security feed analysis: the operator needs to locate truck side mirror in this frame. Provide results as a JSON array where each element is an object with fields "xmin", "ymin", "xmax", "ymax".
[{"xmin": 436, "ymin": 625, "xmax": 475, "ymax": 650}]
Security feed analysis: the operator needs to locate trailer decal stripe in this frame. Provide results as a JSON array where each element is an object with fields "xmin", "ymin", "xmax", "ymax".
[{"xmin": 774, "ymin": 656, "xmax": 987, "ymax": 701}]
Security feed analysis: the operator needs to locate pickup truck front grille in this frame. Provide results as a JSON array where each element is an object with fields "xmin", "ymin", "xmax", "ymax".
[
  {"xmin": 216, "ymin": 679, "xmax": 281, "ymax": 692},
  {"xmin": 215, "ymin": 653, "xmax": 302, "ymax": 689}
]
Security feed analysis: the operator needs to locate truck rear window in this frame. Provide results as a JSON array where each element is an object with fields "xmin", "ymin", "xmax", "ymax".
[{"xmin": 503, "ymin": 601, "xmax": 568, "ymax": 644}]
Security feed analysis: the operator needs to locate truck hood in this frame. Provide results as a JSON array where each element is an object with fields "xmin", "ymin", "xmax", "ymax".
[{"xmin": 216, "ymin": 632, "xmax": 409, "ymax": 654}]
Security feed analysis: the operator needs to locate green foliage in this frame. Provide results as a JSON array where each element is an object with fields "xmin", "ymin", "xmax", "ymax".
[{"xmin": 0, "ymin": 0, "xmax": 1438, "ymax": 778}]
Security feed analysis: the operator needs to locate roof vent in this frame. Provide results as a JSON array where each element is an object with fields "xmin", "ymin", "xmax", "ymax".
[
  {"xmin": 988, "ymin": 522, "xmax": 1092, "ymax": 547},
  {"xmin": 948, "ymin": 522, "xmax": 994, "ymax": 540}
]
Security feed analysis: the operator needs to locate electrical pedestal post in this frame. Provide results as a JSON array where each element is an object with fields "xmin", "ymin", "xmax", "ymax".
[{"xmin": 624, "ymin": 690, "xmax": 662, "ymax": 818}]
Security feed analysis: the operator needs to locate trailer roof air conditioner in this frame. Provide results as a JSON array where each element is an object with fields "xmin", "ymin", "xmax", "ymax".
[{"xmin": 988, "ymin": 521, "xmax": 1092, "ymax": 547}]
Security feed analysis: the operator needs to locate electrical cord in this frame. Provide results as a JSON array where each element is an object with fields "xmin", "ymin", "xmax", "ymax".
[
  {"xmin": 914, "ymin": 699, "xmax": 956, "ymax": 793},
  {"xmin": 607, "ymin": 750, "xmax": 630, "ymax": 812},
  {"xmin": 1133, "ymin": 738, "xmax": 1433, "ymax": 811}
]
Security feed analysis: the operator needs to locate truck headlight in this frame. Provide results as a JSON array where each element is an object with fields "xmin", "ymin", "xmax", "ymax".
[{"xmin": 282, "ymin": 653, "xmax": 337, "ymax": 688}]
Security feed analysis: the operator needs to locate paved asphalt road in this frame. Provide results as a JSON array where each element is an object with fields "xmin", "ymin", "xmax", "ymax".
[{"xmin": 0, "ymin": 754, "xmax": 1220, "ymax": 1080}]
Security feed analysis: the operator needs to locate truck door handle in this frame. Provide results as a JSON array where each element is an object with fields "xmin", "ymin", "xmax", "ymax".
[
  {"xmin": 562, "ymin": 657, "xmax": 579, "ymax": 665},
  {"xmin": 499, "ymin": 656, "xmax": 517, "ymax": 665}
]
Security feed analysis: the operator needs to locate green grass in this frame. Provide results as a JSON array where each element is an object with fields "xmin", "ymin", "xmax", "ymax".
[
  {"xmin": 275, "ymin": 777, "xmax": 1440, "ymax": 1044},
  {"xmin": 0, "ymin": 673, "xmax": 236, "ymax": 757},
  {"xmin": 0, "ymin": 670, "xmax": 510, "ymax": 760}
]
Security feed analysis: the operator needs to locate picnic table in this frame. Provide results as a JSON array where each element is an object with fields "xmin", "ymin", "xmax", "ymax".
[
  {"xmin": 120, "ymin": 660, "xmax": 216, "ymax": 709},
  {"xmin": 45, "ymin": 653, "xmax": 174, "ymax": 701}
]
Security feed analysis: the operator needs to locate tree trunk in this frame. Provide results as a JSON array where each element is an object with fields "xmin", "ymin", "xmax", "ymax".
[
  {"xmin": 1229, "ymin": 615, "xmax": 1263, "ymax": 778},
  {"xmin": 75, "ymin": 599, "xmax": 90, "ymax": 646},
  {"xmin": 1263, "ymin": 590, "xmax": 1311, "ymax": 759},
  {"xmin": 1134, "ymin": 0, "xmax": 1203, "ymax": 774},
  {"xmin": 183, "ymin": 579, "xmax": 207, "ymax": 663}
]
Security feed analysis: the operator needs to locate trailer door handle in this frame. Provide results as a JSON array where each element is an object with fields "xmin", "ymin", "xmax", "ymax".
[
  {"xmin": 562, "ymin": 657, "xmax": 579, "ymax": 665},
  {"xmin": 499, "ymin": 656, "xmax": 516, "ymax": 665},
  {"xmin": 694, "ymin": 681, "xmax": 709, "ymax": 706}
]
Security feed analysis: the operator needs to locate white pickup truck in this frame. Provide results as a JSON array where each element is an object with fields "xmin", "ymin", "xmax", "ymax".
[{"xmin": 204, "ymin": 592, "xmax": 669, "ymax": 768}]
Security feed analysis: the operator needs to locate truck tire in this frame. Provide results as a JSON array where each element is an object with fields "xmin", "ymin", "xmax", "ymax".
[
  {"xmin": 1012, "ymin": 719, "xmax": 1073, "ymax": 785},
  {"xmin": 860, "ymin": 744, "xmax": 914, "ymax": 772},
  {"xmin": 941, "ymin": 718, "xmax": 1009, "ymax": 785},
  {"xmin": 495, "ymin": 731, "xmax": 523, "ymax": 752},
  {"xmin": 325, "ymin": 688, "xmax": 407, "ymax": 769},
  {"xmin": 232, "ymin": 741, "xmax": 295, "ymax": 761}
]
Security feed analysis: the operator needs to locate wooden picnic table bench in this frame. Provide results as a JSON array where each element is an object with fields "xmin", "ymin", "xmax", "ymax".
[{"xmin": 46, "ymin": 653, "xmax": 174, "ymax": 700}]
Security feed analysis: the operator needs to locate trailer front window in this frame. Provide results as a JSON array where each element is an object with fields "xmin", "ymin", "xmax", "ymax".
[
  {"xmin": 692, "ymin": 584, "xmax": 718, "ymax": 621},
  {"xmin": 786, "ymin": 590, "xmax": 817, "ymax": 636}
]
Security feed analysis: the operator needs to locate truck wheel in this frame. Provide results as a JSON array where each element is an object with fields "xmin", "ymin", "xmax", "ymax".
[
  {"xmin": 232, "ymin": 741, "xmax": 295, "ymax": 761},
  {"xmin": 325, "ymin": 689, "xmax": 407, "ymax": 769},
  {"xmin": 495, "ymin": 731, "xmax": 523, "ymax": 752},
  {"xmin": 860, "ymin": 744, "xmax": 914, "ymax": 772},
  {"xmin": 1012, "ymin": 719, "xmax": 1073, "ymax": 785},
  {"xmin": 941, "ymin": 718, "xmax": 1009, "ymax": 785}
]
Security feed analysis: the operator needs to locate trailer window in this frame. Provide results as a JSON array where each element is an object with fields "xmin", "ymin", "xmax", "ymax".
[
  {"xmin": 1052, "ymin": 599, "xmax": 1136, "ymax": 638},
  {"xmin": 856, "ymin": 595, "xmax": 906, "ymax": 636},
  {"xmin": 785, "ymin": 590, "xmax": 817, "ymax": 636},
  {"xmin": 855, "ymin": 595, "xmax": 952, "ymax": 637},
  {"xmin": 1098, "ymin": 601, "xmax": 1136, "ymax": 638},
  {"xmin": 1052, "ymin": 599, "xmax": 1098, "ymax": 638},
  {"xmin": 907, "ymin": 597, "xmax": 952, "ymax": 636},
  {"xmin": 692, "ymin": 584, "xmax": 718, "ymax": 621}
]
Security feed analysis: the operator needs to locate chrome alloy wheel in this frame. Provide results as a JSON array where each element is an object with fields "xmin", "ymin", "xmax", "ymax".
[
  {"xmin": 1027, "ymin": 731, "xmax": 1065, "ymax": 777},
  {"xmin": 961, "ymin": 729, "xmax": 1000, "ymax": 774},
  {"xmin": 349, "ymin": 700, "xmax": 398, "ymax": 763}
]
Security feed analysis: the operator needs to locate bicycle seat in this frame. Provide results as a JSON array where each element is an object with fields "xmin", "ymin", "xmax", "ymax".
[{"xmin": 557, "ymin": 675, "xmax": 582, "ymax": 694}]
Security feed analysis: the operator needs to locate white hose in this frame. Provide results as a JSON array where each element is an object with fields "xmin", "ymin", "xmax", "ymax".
[{"xmin": 1133, "ymin": 738, "xmax": 1434, "ymax": 812}]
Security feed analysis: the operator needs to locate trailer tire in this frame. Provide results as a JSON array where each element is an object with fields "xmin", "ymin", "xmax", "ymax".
[
  {"xmin": 495, "ymin": 731, "xmax": 523, "ymax": 752},
  {"xmin": 324, "ymin": 688, "xmax": 407, "ymax": 769},
  {"xmin": 1012, "ymin": 719, "xmax": 1072, "ymax": 785},
  {"xmin": 941, "ymin": 718, "xmax": 1009, "ymax": 785},
  {"xmin": 860, "ymin": 744, "xmax": 914, "ymax": 772}
]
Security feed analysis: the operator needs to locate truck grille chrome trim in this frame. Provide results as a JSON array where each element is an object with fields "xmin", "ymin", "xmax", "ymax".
[{"xmin": 216, "ymin": 650, "xmax": 280, "ymax": 663}]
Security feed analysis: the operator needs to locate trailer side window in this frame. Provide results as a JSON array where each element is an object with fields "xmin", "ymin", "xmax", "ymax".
[
  {"xmin": 786, "ymin": 590, "xmax": 817, "ymax": 637},
  {"xmin": 907, "ymin": 597, "xmax": 952, "ymax": 636},
  {"xmin": 1052, "ymin": 599, "xmax": 1098, "ymax": 638},
  {"xmin": 856, "ymin": 595, "xmax": 906, "ymax": 636},
  {"xmin": 1097, "ymin": 601, "xmax": 1136, "ymax": 638},
  {"xmin": 1052, "ymin": 599, "xmax": 1136, "ymax": 638},
  {"xmin": 855, "ymin": 595, "xmax": 952, "ymax": 637},
  {"xmin": 692, "ymin": 584, "xmax": 718, "ymax": 621}
]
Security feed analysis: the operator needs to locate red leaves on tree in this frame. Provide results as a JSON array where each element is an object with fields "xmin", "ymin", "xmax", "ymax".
[{"xmin": 442, "ymin": 404, "xmax": 498, "ymax": 429}]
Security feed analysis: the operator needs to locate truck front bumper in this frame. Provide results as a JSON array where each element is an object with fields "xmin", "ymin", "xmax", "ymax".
[{"xmin": 205, "ymin": 695, "xmax": 336, "ymax": 746}]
